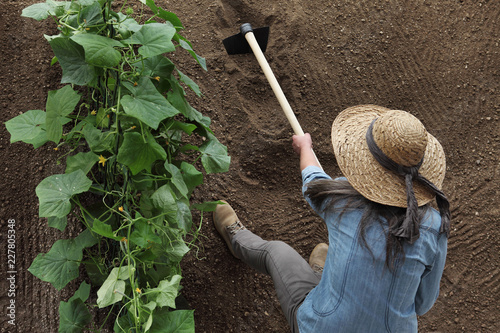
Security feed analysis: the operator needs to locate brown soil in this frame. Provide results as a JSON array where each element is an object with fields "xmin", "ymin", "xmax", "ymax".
[{"xmin": 1, "ymin": 0, "xmax": 499, "ymax": 332}]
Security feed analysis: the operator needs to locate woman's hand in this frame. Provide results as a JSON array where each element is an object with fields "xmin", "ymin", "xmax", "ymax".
[
  {"xmin": 292, "ymin": 133, "xmax": 313, "ymax": 155},
  {"xmin": 292, "ymin": 133, "xmax": 321, "ymax": 170}
]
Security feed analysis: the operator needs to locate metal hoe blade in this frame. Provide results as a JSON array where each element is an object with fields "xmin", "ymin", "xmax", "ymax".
[{"xmin": 223, "ymin": 26, "xmax": 270, "ymax": 55}]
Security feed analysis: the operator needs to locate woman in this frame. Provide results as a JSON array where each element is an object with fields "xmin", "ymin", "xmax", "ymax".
[{"xmin": 214, "ymin": 105, "xmax": 450, "ymax": 332}]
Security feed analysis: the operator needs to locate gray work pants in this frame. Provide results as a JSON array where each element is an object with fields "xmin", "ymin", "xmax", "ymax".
[{"xmin": 231, "ymin": 230, "xmax": 322, "ymax": 333}]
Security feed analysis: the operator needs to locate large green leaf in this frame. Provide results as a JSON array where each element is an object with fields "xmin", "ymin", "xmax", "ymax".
[
  {"xmin": 21, "ymin": 1, "xmax": 71, "ymax": 21},
  {"xmin": 199, "ymin": 139, "xmax": 231, "ymax": 174},
  {"xmin": 163, "ymin": 230, "xmax": 189, "ymax": 262},
  {"xmin": 176, "ymin": 36, "xmax": 207, "ymax": 71},
  {"xmin": 65, "ymin": 151, "xmax": 100, "ymax": 175},
  {"xmin": 79, "ymin": 1, "xmax": 103, "ymax": 27},
  {"xmin": 164, "ymin": 163, "xmax": 188, "ymax": 199},
  {"xmin": 70, "ymin": 34, "xmax": 123, "ymax": 67},
  {"xmin": 48, "ymin": 216, "xmax": 68, "ymax": 231},
  {"xmin": 175, "ymin": 199, "xmax": 192, "ymax": 232},
  {"xmin": 124, "ymin": 23, "xmax": 176, "ymax": 58},
  {"xmin": 115, "ymin": 12, "xmax": 142, "ymax": 39},
  {"xmin": 121, "ymin": 77, "xmax": 179, "ymax": 129},
  {"xmin": 28, "ymin": 231, "xmax": 97, "ymax": 290},
  {"xmin": 58, "ymin": 298, "xmax": 91, "ymax": 333},
  {"xmin": 147, "ymin": 275, "xmax": 181, "ymax": 308},
  {"xmin": 82, "ymin": 123, "xmax": 114, "ymax": 153},
  {"xmin": 151, "ymin": 184, "xmax": 177, "ymax": 214},
  {"xmin": 70, "ymin": 281, "xmax": 91, "ymax": 302},
  {"xmin": 45, "ymin": 85, "xmax": 81, "ymax": 143},
  {"xmin": 149, "ymin": 309, "xmax": 195, "ymax": 333},
  {"xmin": 58, "ymin": 281, "xmax": 92, "ymax": 333},
  {"xmin": 166, "ymin": 77, "xmax": 210, "ymax": 127},
  {"xmin": 28, "ymin": 239, "xmax": 81, "ymax": 290},
  {"xmin": 91, "ymin": 219, "xmax": 122, "ymax": 240},
  {"xmin": 180, "ymin": 162, "xmax": 203, "ymax": 193},
  {"xmin": 177, "ymin": 69, "xmax": 201, "ymax": 96},
  {"xmin": 133, "ymin": 55, "xmax": 175, "ymax": 92},
  {"xmin": 5, "ymin": 109, "xmax": 45, "ymax": 143},
  {"xmin": 117, "ymin": 132, "xmax": 167, "ymax": 175},
  {"xmin": 48, "ymin": 37, "xmax": 96, "ymax": 85},
  {"xmin": 36, "ymin": 170, "xmax": 92, "ymax": 218},
  {"xmin": 130, "ymin": 218, "xmax": 162, "ymax": 248},
  {"xmin": 97, "ymin": 266, "xmax": 131, "ymax": 308}
]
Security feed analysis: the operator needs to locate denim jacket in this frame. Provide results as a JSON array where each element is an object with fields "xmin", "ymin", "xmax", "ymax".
[{"xmin": 297, "ymin": 166, "xmax": 448, "ymax": 333}]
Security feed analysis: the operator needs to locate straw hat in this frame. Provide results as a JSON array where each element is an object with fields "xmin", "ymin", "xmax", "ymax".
[{"xmin": 331, "ymin": 105, "xmax": 446, "ymax": 207}]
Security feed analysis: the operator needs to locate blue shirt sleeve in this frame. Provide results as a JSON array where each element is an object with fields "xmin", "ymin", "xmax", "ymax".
[
  {"xmin": 415, "ymin": 232, "xmax": 448, "ymax": 315},
  {"xmin": 301, "ymin": 166, "xmax": 333, "ymax": 217}
]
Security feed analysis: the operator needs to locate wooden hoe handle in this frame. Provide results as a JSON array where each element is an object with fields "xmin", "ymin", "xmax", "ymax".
[{"xmin": 243, "ymin": 30, "xmax": 322, "ymax": 169}]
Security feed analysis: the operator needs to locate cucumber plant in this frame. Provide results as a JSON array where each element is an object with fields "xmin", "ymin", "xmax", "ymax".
[{"xmin": 5, "ymin": 0, "xmax": 230, "ymax": 331}]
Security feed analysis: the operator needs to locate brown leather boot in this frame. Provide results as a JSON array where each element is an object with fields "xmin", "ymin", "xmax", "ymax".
[
  {"xmin": 309, "ymin": 243, "xmax": 328, "ymax": 273},
  {"xmin": 213, "ymin": 200, "xmax": 246, "ymax": 257}
]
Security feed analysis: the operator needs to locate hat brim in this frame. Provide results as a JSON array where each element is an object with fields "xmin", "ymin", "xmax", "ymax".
[{"xmin": 331, "ymin": 105, "xmax": 446, "ymax": 207}]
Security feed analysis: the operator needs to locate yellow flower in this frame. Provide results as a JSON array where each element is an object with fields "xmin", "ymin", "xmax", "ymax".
[
  {"xmin": 154, "ymin": 76, "xmax": 160, "ymax": 81},
  {"xmin": 53, "ymin": 147, "xmax": 59, "ymax": 151},
  {"xmin": 135, "ymin": 288, "xmax": 142, "ymax": 294},
  {"xmin": 133, "ymin": 82, "xmax": 138, "ymax": 86},
  {"xmin": 130, "ymin": 126, "xmax": 136, "ymax": 130},
  {"xmin": 118, "ymin": 206, "xmax": 124, "ymax": 212},
  {"xmin": 91, "ymin": 110, "xmax": 97, "ymax": 115},
  {"xmin": 98, "ymin": 155, "xmax": 107, "ymax": 166},
  {"xmin": 120, "ymin": 237, "xmax": 128, "ymax": 243}
]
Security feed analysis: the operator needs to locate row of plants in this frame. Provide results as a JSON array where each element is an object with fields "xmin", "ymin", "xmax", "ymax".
[{"xmin": 5, "ymin": 0, "xmax": 230, "ymax": 331}]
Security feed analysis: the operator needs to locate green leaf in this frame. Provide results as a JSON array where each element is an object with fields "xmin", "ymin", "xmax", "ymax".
[
  {"xmin": 139, "ymin": 0, "xmax": 158, "ymax": 14},
  {"xmin": 165, "ymin": 163, "xmax": 188, "ymax": 199},
  {"xmin": 175, "ymin": 199, "xmax": 192, "ymax": 232},
  {"xmin": 45, "ymin": 85, "xmax": 81, "ymax": 143},
  {"xmin": 115, "ymin": 12, "xmax": 142, "ymax": 40},
  {"xmin": 48, "ymin": 37, "xmax": 96, "ymax": 85},
  {"xmin": 151, "ymin": 184, "xmax": 177, "ymax": 214},
  {"xmin": 157, "ymin": 9, "xmax": 183, "ymax": 29},
  {"xmin": 121, "ymin": 77, "xmax": 179, "ymax": 129},
  {"xmin": 134, "ymin": 55, "xmax": 174, "ymax": 77},
  {"xmin": 163, "ymin": 230, "xmax": 189, "ymax": 262},
  {"xmin": 199, "ymin": 139, "xmax": 231, "ymax": 174},
  {"xmin": 21, "ymin": 2, "xmax": 69, "ymax": 21},
  {"xmin": 180, "ymin": 162, "xmax": 203, "ymax": 192},
  {"xmin": 124, "ymin": 23, "xmax": 175, "ymax": 58},
  {"xmin": 48, "ymin": 216, "xmax": 68, "ymax": 231},
  {"xmin": 97, "ymin": 266, "xmax": 131, "ymax": 308},
  {"xmin": 148, "ymin": 275, "xmax": 181, "ymax": 308},
  {"xmin": 149, "ymin": 309, "xmax": 195, "ymax": 333},
  {"xmin": 71, "ymin": 34, "xmax": 123, "ymax": 67},
  {"xmin": 58, "ymin": 298, "xmax": 91, "ymax": 333},
  {"xmin": 28, "ymin": 230, "xmax": 95, "ymax": 290},
  {"xmin": 36, "ymin": 170, "xmax": 93, "ymax": 218},
  {"xmin": 69, "ymin": 281, "xmax": 91, "ymax": 302},
  {"xmin": 65, "ymin": 152, "xmax": 100, "ymax": 175},
  {"xmin": 130, "ymin": 219, "xmax": 161, "ymax": 248},
  {"xmin": 143, "ymin": 301, "xmax": 157, "ymax": 332},
  {"xmin": 177, "ymin": 69, "xmax": 201, "ymax": 96},
  {"xmin": 84, "ymin": 261, "xmax": 108, "ymax": 286},
  {"xmin": 82, "ymin": 123, "xmax": 114, "ymax": 152},
  {"xmin": 95, "ymin": 107, "xmax": 110, "ymax": 128},
  {"xmin": 79, "ymin": 2, "xmax": 103, "ymax": 27},
  {"xmin": 5, "ymin": 109, "xmax": 45, "ymax": 143},
  {"xmin": 166, "ymin": 77, "xmax": 210, "ymax": 127},
  {"xmin": 176, "ymin": 36, "xmax": 207, "ymax": 71},
  {"xmin": 91, "ymin": 219, "xmax": 121, "ymax": 240},
  {"xmin": 117, "ymin": 132, "xmax": 166, "ymax": 175},
  {"xmin": 74, "ymin": 229, "xmax": 99, "ymax": 249}
]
